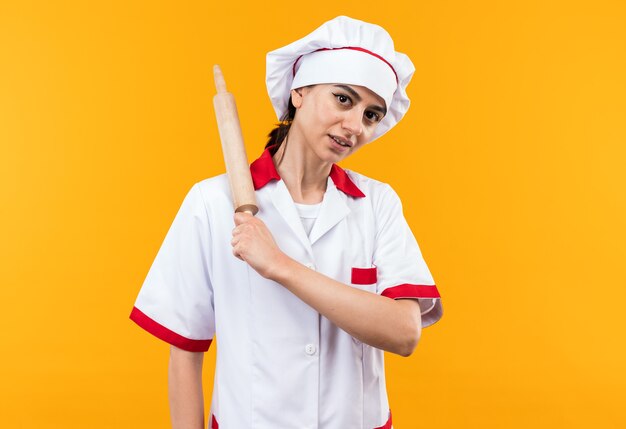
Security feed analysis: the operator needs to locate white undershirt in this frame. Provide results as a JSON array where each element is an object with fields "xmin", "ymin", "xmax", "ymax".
[{"xmin": 293, "ymin": 202, "xmax": 322, "ymax": 237}]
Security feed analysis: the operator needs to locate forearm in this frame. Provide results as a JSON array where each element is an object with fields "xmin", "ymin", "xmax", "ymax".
[
  {"xmin": 168, "ymin": 346, "xmax": 205, "ymax": 429},
  {"xmin": 270, "ymin": 254, "xmax": 422, "ymax": 356}
]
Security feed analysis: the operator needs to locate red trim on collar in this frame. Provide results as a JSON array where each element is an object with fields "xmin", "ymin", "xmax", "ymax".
[
  {"xmin": 249, "ymin": 147, "xmax": 281, "ymax": 190},
  {"xmin": 249, "ymin": 148, "xmax": 365, "ymax": 198},
  {"xmin": 329, "ymin": 164, "xmax": 365, "ymax": 198}
]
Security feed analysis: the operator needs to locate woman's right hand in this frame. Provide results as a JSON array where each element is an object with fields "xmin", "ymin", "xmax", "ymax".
[{"xmin": 231, "ymin": 212, "xmax": 289, "ymax": 279}]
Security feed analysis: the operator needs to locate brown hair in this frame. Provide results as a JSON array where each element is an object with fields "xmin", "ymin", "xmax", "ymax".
[{"xmin": 265, "ymin": 96, "xmax": 296, "ymax": 155}]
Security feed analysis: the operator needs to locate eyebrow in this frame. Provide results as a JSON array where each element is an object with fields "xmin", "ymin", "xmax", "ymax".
[{"xmin": 333, "ymin": 84, "xmax": 387, "ymax": 116}]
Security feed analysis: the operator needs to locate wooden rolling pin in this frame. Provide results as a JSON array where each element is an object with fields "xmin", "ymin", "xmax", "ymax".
[{"xmin": 212, "ymin": 65, "xmax": 258, "ymax": 215}]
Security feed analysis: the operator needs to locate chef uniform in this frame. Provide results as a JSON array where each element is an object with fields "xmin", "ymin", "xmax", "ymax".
[{"xmin": 130, "ymin": 16, "xmax": 443, "ymax": 429}]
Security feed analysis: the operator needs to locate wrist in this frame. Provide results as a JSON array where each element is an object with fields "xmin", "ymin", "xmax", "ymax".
[{"xmin": 265, "ymin": 251, "xmax": 295, "ymax": 282}]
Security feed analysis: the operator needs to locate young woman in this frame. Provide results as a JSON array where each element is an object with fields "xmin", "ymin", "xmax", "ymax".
[{"xmin": 131, "ymin": 16, "xmax": 443, "ymax": 429}]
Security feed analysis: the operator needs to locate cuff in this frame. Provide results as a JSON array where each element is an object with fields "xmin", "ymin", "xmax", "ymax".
[
  {"xmin": 130, "ymin": 306, "xmax": 212, "ymax": 352},
  {"xmin": 380, "ymin": 284, "xmax": 443, "ymax": 328},
  {"xmin": 381, "ymin": 283, "xmax": 440, "ymax": 299}
]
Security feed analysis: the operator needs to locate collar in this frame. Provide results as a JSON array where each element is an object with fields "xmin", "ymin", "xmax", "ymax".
[{"xmin": 249, "ymin": 147, "xmax": 365, "ymax": 198}]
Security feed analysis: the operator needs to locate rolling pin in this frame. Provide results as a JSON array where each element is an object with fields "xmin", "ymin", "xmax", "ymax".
[{"xmin": 212, "ymin": 65, "xmax": 258, "ymax": 215}]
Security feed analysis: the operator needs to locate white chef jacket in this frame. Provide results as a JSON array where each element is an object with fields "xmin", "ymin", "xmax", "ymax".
[{"xmin": 130, "ymin": 147, "xmax": 443, "ymax": 429}]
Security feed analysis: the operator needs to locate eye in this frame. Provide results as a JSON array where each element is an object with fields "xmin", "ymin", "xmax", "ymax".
[
  {"xmin": 365, "ymin": 110, "xmax": 382, "ymax": 123},
  {"xmin": 333, "ymin": 93, "xmax": 352, "ymax": 106}
]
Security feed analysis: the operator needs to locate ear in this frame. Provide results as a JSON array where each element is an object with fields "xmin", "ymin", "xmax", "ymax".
[{"xmin": 291, "ymin": 88, "xmax": 304, "ymax": 108}]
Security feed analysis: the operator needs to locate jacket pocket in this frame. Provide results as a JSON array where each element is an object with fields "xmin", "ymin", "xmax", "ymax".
[{"xmin": 351, "ymin": 266, "xmax": 377, "ymax": 285}]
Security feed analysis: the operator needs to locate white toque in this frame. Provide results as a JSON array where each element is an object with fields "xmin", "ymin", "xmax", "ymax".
[{"xmin": 266, "ymin": 16, "xmax": 415, "ymax": 142}]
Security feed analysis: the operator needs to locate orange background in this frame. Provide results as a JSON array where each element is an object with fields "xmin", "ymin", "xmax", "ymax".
[{"xmin": 1, "ymin": 1, "xmax": 625, "ymax": 427}]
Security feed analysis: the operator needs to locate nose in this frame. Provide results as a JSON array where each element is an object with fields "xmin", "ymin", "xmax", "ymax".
[{"xmin": 341, "ymin": 108, "xmax": 363, "ymax": 137}]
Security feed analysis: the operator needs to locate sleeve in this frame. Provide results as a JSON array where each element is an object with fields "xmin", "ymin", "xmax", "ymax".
[
  {"xmin": 373, "ymin": 185, "xmax": 443, "ymax": 328},
  {"xmin": 129, "ymin": 183, "xmax": 215, "ymax": 351}
]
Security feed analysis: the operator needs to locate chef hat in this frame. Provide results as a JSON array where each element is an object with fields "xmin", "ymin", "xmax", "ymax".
[{"xmin": 266, "ymin": 16, "xmax": 415, "ymax": 142}]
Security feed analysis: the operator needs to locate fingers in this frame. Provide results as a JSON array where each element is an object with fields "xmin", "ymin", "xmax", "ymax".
[
  {"xmin": 231, "ymin": 234, "xmax": 244, "ymax": 261},
  {"xmin": 234, "ymin": 211, "xmax": 254, "ymax": 226},
  {"xmin": 231, "ymin": 223, "xmax": 248, "ymax": 241},
  {"xmin": 231, "ymin": 220, "xmax": 246, "ymax": 261},
  {"xmin": 232, "ymin": 248, "xmax": 244, "ymax": 261},
  {"xmin": 231, "ymin": 213, "xmax": 275, "ymax": 268},
  {"xmin": 232, "ymin": 212, "xmax": 259, "ymax": 240}
]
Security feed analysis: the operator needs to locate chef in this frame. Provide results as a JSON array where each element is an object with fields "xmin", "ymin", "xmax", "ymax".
[{"xmin": 131, "ymin": 15, "xmax": 443, "ymax": 429}]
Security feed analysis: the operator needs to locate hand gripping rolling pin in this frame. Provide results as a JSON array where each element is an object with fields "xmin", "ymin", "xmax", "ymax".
[{"xmin": 212, "ymin": 65, "xmax": 258, "ymax": 215}]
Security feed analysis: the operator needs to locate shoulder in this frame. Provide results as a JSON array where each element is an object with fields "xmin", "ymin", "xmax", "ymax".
[
  {"xmin": 193, "ymin": 173, "xmax": 231, "ymax": 203},
  {"xmin": 341, "ymin": 169, "xmax": 406, "ymax": 233},
  {"xmin": 195, "ymin": 172, "xmax": 228, "ymax": 191},
  {"xmin": 173, "ymin": 173, "xmax": 232, "ymax": 220},
  {"xmin": 342, "ymin": 168, "xmax": 401, "ymax": 206}
]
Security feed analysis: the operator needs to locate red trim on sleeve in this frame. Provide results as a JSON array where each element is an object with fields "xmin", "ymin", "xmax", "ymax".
[
  {"xmin": 381, "ymin": 284, "xmax": 441, "ymax": 299},
  {"xmin": 351, "ymin": 267, "xmax": 377, "ymax": 284},
  {"xmin": 129, "ymin": 306, "xmax": 212, "ymax": 352},
  {"xmin": 374, "ymin": 410, "xmax": 392, "ymax": 429}
]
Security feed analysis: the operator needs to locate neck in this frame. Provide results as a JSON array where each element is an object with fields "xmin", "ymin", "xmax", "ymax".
[{"xmin": 272, "ymin": 132, "xmax": 331, "ymax": 204}]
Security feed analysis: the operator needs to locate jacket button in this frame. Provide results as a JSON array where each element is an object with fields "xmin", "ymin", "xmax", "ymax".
[
  {"xmin": 305, "ymin": 263, "xmax": 316, "ymax": 271},
  {"xmin": 305, "ymin": 344, "xmax": 317, "ymax": 355}
]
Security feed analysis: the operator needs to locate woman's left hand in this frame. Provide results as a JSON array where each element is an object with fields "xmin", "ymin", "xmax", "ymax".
[{"xmin": 231, "ymin": 212, "xmax": 286, "ymax": 279}]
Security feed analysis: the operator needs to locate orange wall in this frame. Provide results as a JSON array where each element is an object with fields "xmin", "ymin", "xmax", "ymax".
[{"xmin": 1, "ymin": 1, "xmax": 625, "ymax": 427}]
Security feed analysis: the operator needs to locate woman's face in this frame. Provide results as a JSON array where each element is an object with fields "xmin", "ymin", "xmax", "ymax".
[{"xmin": 290, "ymin": 83, "xmax": 387, "ymax": 163}]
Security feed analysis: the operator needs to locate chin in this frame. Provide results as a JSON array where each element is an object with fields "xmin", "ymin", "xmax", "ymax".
[{"xmin": 324, "ymin": 148, "xmax": 350, "ymax": 163}]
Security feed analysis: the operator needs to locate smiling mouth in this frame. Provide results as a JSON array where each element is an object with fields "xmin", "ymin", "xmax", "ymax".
[{"xmin": 330, "ymin": 135, "xmax": 352, "ymax": 148}]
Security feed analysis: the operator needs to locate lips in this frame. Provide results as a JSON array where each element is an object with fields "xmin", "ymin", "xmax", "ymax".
[{"xmin": 329, "ymin": 134, "xmax": 352, "ymax": 148}]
